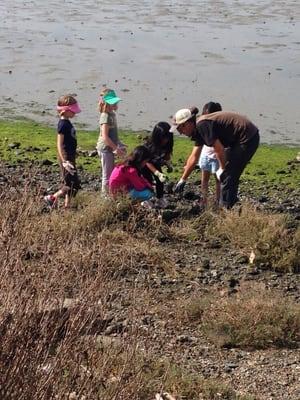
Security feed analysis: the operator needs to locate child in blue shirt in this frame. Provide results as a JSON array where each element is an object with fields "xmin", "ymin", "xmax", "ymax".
[{"xmin": 44, "ymin": 95, "xmax": 81, "ymax": 209}]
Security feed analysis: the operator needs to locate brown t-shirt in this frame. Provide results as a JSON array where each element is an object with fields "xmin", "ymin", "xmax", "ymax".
[{"xmin": 193, "ymin": 111, "xmax": 258, "ymax": 147}]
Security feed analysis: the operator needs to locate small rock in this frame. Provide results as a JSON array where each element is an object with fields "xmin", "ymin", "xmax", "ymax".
[
  {"xmin": 8, "ymin": 142, "xmax": 21, "ymax": 149},
  {"xmin": 258, "ymin": 195, "xmax": 269, "ymax": 203},
  {"xmin": 176, "ymin": 335, "xmax": 195, "ymax": 344},
  {"xmin": 206, "ymin": 239, "xmax": 221, "ymax": 249},
  {"xmin": 201, "ymin": 258, "xmax": 210, "ymax": 270},
  {"xmin": 88, "ymin": 150, "xmax": 98, "ymax": 157},
  {"xmin": 183, "ymin": 191, "xmax": 199, "ymax": 201},
  {"xmin": 224, "ymin": 363, "xmax": 238, "ymax": 373},
  {"xmin": 210, "ymin": 270, "xmax": 219, "ymax": 278},
  {"xmin": 161, "ymin": 210, "xmax": 180, "ymax": 223},
  {"xmin": 157, "ymin": 235, "xmax": 167, "ymax": 243},
  {"xmin": 247, "ymin": 266, "xmax": 260, "ymax": 275},
  {"xmin": 41, "ymin": 159, "xmax": 53, "ymax": 166},
  {"xmin": 228, "ymin": 277, "xmax": 239, "ymax": 288},
  {"xmin": 237, "ymin": 255, "xmax": 249, "ymax": 264},
  {"xmin": 165, "ymin": 182, "xmax": 174, "ymax": 194},
  {"xmin": 105, "ymin": 322, "xmax": 125, "ymax": 335}
]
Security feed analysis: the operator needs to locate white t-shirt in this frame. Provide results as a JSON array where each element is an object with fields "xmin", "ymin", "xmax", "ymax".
[{"xmin": 200, "ymin": 145, "xmax": 216, "ymax": 159}]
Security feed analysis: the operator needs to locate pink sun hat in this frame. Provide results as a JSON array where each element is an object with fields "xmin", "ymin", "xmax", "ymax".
[{"xmin": 57, "ymin": 102, "xmax": 81, "ymax": 114}]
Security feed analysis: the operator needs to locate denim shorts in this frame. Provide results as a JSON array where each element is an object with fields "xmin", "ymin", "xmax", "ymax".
[
  {"xmin": 129, "ymin": 188, "xmax": 153, "ymax": 201},
  {"xmin": 199, "ymin": 155, "xmax": 219, "ymax": 174}
]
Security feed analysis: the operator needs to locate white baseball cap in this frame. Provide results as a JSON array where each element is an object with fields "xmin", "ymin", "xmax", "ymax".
[{"xmin": 169, "ymin": 109, "xmax": 192, "ymax": 132}]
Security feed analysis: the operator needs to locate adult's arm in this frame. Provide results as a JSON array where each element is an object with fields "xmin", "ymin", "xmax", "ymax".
[
  {"xmin": 212, "ymin": 139, "xmax": 226, "ymax": 170},
  {"xmin": 181, "ymin": 145, "xmax": 202, "ymax": 181}
]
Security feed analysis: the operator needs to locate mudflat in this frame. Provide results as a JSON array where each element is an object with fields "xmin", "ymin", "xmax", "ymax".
[{"xmin": 0, "ymin": 0, "xmax": 299, "ymax": 142}]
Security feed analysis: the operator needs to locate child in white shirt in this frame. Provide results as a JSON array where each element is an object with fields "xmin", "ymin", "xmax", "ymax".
[{"xmin": 198, "ymin": 102, "xmax": 222, "ymax": 207}]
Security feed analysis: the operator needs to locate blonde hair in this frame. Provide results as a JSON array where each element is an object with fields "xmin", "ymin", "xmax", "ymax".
[
  {"xmin": 57, "ymin": 94, "xmax": 77, "ymax": 107},
  {"xmin": 98, "ymin": 87, "xmax": 113, "ymax": 113}
]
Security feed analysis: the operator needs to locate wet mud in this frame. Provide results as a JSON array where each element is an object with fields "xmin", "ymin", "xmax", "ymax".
[{"xmin": 0, "ymin": 1, "xmax": 299, "ymax": 143}]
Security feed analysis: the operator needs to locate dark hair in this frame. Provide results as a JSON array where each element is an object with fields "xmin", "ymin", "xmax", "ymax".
[
  {"xmin": 188, "ymin": 106, "xmax": 199, "ymax": 125},
  {"xmin": 202, "ymin": 102, "xmax": 222, "ymax": 115},
  {"xmin": 148, "ymin": 121, "xmax": 173, "ymax": 154},
  {"xmin": 124, "ymin": 145, "xmax": 151, "ymax": 170}
]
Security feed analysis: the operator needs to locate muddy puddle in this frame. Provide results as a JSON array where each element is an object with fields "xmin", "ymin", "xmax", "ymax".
[{"xmin": 0, "ymin": 0, "xmax": 299, "ymax": 143}]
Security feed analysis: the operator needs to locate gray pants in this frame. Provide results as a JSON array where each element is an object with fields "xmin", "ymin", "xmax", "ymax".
[
  {"xmin": 221, "ymin": 132, "xmax": 260, "ymax": 208},
  {"xmin": 99, "ymin": 150, "xmax": 115, "ymax": 193}
]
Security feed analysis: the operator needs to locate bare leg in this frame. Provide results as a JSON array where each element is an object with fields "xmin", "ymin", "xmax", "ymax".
[
  {"xmin": 49, "ymin": 187, "xmax": 70, "ymax": 207},
  {"xmin": 52, "ymin": 189, "xmax": 64, "ymax": 200},
  {"xmin": 101, "ymin": 152, "xmax": 115, "ymax": 194},
  {"xmin": 201, "ymin": 170, "xmax": 211, "ymax": 207},
  {"xmin": 64, "ymin": 194, "xmax": 70, "ymax": 208}
]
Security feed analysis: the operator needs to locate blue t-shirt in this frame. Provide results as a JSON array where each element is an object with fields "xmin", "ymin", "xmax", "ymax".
[{"xmin": 57, "ymin": 119, "xmax": 77, "ymax": 161}]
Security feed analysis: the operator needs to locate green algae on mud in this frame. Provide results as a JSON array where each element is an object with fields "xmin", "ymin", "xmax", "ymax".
[{"xmin": 0, "ymin": 119, "xmax": 299, "ymax": 188}]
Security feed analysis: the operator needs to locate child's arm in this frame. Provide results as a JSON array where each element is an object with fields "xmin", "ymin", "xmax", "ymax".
[
  {"xmin": 145, "ymin": 162, "xmax": 167, "ymax": 183},
  {"xmin": 163, "ymin": 153, "xmax": 173, "ymax": 172},
  {"xmin": 213, "ymin": 139, "xmax": 226, "ymax": 170},
  {"xmin": 57, "ymin": 134, "xmax": 66, "ymax": 162},
  {"xmin": 57, "ymin": 134, "xmax": 75, "ymax": 174},
  {"xmin": 145, "ymin": 162, "xmax": 157, "ymax": 174},
  {"xmin": 101, "ymin": 124, "xmax": 117, "ymax": 151},
  {"xmin": 101, "ymin": 124, "xmax": 124, "ymax": 156}
]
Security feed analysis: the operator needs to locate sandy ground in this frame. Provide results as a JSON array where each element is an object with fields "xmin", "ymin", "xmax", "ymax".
[{"xmin": 0, "ymin": 0, "xmax": 299, "ymax": 144}]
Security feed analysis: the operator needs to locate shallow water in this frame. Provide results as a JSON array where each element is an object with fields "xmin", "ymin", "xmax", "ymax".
[{"xmin": 0, "ymin": 0, "xmax": 299, "ymax": 143}]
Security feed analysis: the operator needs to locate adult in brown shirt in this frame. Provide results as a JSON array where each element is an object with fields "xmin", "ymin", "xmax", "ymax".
[{"xmin": 170, "ymin": 108, "xmax": 260, "ymax": 208}]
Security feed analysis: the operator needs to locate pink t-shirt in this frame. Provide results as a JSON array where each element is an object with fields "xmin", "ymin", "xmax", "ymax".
[{"xmin": 109, "ymin": 165, "xmax": 153, "ymax": 194}]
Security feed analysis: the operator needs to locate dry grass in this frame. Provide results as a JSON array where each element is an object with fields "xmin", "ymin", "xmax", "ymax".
[
  {"xmin": 138, "ymin": 360, "xmax": 255, "ymax": 400},
  {"xmin": 0, "ymin": 189, "xmax": 175, "ymax": 399},
  {"xmin": 1, "ymin": 184, "xmax": 297, "ymax": 398},
  {"xmin": 0, "ymin": 188, "xmax": 254, "ymax": 400},
  {"xmin": 180, "ymin": 284, "xmax": 300, "ymax": 350},
  {"xmin": 193, "ymin": 203, "xmax": 300, "ymax": 272}
]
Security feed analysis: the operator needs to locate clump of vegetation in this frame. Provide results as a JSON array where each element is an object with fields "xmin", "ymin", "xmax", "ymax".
[
  {"xmin": 140, "ymin": 360, "xmax": 255, "ymax": 400},
  {"xmin": 194, "ymin": 203, "xmax": 300, "ymax": 272},
  {"xmin": 181, "ymin": 284, "xmax": 300, "ymax": 350}
]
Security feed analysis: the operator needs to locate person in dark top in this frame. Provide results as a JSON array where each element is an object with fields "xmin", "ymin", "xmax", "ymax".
[
  {"xmin": 44, "ymin": 94, "xmax": 81, "ymax": 209},
  {"xmin": 170, "ymin": 107, "xmax": 260, "ymax": 208},
  {"xmin": 141, "ymin": 121, "xmax": 173, "ymax": 208}
]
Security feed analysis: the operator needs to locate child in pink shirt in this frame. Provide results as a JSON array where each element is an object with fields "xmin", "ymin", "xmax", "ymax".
[{"xmin": 109, "ymin": 145, "xmax": 154, "ymax": 204}]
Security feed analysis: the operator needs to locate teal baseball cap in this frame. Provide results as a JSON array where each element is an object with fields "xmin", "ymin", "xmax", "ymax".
[{"xmin": 103, "ymin": 90, "xmax": 121, "ymax": 105}]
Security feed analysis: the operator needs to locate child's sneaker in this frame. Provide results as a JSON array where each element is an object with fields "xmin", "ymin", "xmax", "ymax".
[
  {"xmin": 141, "ymin": 199, "xmax": 156, "ymax": 209},
  {"xmin": 156, "ymin": 198, "xmax": 168, "ymax": 209},
  {"xmin": 44, "ymin": 195, "xmax": 57, "ymax": 209}
]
